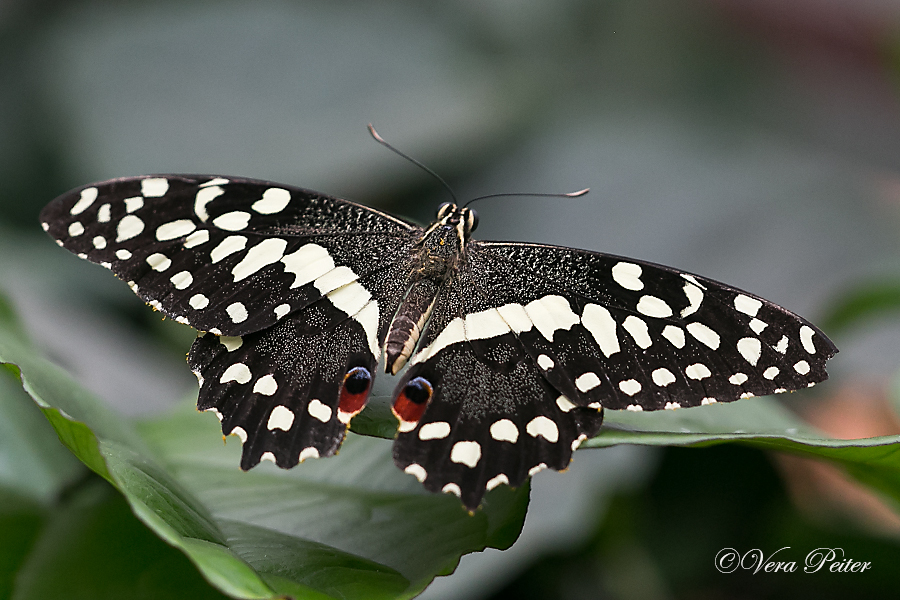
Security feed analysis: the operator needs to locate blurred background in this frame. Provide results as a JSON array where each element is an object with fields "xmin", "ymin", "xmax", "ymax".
[{"xmin": 3, "ymin": 0, "xmax": 900, "ymax": 598}]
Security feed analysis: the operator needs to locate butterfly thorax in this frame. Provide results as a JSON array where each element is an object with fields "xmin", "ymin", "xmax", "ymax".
[{"xmin": 384, "ymin": 203, "xmax": 478, "ymax": 374}]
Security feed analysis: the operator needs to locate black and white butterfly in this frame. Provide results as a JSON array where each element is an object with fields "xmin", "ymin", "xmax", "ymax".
[{"xmin": 41, "ymin": 173, "xmax": 837, "ymax": 510}]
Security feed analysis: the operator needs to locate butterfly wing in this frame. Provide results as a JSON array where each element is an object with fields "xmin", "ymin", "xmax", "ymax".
[
  {"xmin": 40, "ymin": 175, "xmax": 418, "ymax": 340},
  {"xmin": 41, "ymin": 175, "xmax": 420, "ymax": 464},
  {"xmin": 393, "ymin": 240, "xmax": 836, "ymax": 510}
]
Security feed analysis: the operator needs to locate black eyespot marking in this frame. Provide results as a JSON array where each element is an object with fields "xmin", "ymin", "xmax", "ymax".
[
  {"xmin": 343, "ymin": 366, "xmax": 372, "ymax": 395},
  {"xmin": 403, "ymin": 377, "xmax": 433, "ymax": 405}
]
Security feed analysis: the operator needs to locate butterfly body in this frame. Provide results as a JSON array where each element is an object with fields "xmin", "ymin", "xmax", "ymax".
[{"xmin": 41, "ymin": 174, "xmax": 837, "ymax": 510}]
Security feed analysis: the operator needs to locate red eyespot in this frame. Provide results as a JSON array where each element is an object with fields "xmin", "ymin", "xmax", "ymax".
[
  {"xmin": 392, "ymin": 376, "xmax": 433, "ymax": 427},
  {"xmin": 337, "ymin": 366, "xmax": 372, "ymax": 424}
]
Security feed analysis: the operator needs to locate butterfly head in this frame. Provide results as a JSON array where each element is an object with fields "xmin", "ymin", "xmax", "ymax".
[{"xmin": 433, "ymin": 202, "xmax": 478, "ymax": 240}]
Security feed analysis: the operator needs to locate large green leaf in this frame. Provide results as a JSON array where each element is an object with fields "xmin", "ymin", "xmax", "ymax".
[
  {"xmin": 592, "ymin": 399, "xmax": 900, "ymax": 506},
  {"xmin": 0, "ymin": 317, "xmax": 528, "ymax": 600}
]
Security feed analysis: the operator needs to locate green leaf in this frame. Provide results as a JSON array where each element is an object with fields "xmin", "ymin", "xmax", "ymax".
[
  {"xmin": 0, "ymin": 310, "xmax": 528, "ymax": 599},
  {"xmin": 11, "ymin": 480, "xmax": 232, "ymax": 600},
  {"xmin": 592, "ymin": 399, "xmax": 900, "ymax": 506},
  {"xmin": 0, "ymin": 365, "xmax": 84, "ymax": 504}
]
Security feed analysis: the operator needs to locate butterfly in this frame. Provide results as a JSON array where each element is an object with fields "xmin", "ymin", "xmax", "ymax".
[{"xmin": 40, "ymin": 172, "xmax": 837, "ymax": 510}]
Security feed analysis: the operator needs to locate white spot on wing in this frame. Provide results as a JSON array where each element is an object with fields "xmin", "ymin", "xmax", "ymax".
[
  {"xmin": 67, "ymin": 222, "xmax": 84, "ymax": 237},
  {"xmin": 418, "ymin": 421, "xmax": 451, "ymax": 440},
  {"xmin": 184, "ymin": 229, "xmax": 210, "ymax": 248},
  {"xmin": 97, "ymin": 203, "xmax": 111, "ymax": 222},
  {"xmin": 685, "ymin": 363, "xmax": 711, "ymax": 380},
  {"xmin": 124, "ymin": 196, "xmax": 143, "ymax": 213},
  {"xmin": 210, "ymin": 235, "xmax": 248, "ymax": 263},
  {"xmin": 267, "ymin": 405, "xmax": 294, "ymax": 430},
  {"xmin": 581, "ymin": 304, "xmax": 620, "ymax": 357},
  {"xmin": 70, "ymin": 187, "xmax": 98, "ymax": 215},
  {"xmin": 763, "ymin": 366, "xmax": 779, "ymax": 380},
  {"xmin": 619, "ymin": 379, "xmax": 641, "ymax": 396},
  {"xmin": 734, "ymin": 294, "xmax": 762, "ymax": 317},
  {"xmin": 274, "ymin": 303, "xmax": 291, "ymax": 319},
  {"xmin": 189, "ymin": 294, "xmax": 209, "ymax": 309},
  {"xmin": 450, "ymin": 441, "xmax": 482, "ymax": 467},
  {"xmin": 252, "ymin": 188, "xmax": 291, "ymax": 214},
  {"xmin": 729, "ymin": 373, "xmax": 748, "ymax": 385},
  {"xmin": 170, "ymin": 271, "xmax": 193, "ymax": 289},
  {"xmin": 537, "ymin": 354, "xmax": 554, "ymax": 370},
  {"xmin": 681, "ymin": 283, "xmax": 703, "ymax": 318},
  {"xmin": 220, "ymin": 363, "xmax": 251, "ymax": 384},
  {"xmin": 526, "ymin": 416, "xmax": 559, "ymax": 442},
  {"xmin": 662, "ymin": 325, "xmax": 685, "ymax": 348},
  {"xmin": 213, "ymin": 211, "xmax": 251, "ymax": 231},
  {"xmin": 575, "ymin": 372, "xmax": 601, "ymax": 392},
  {"xmin": 774, "ymin": 335, "xmax": 788, "ymax": 354},
  {"xmin": 260, "ymin": 452, "xmax": 276, "ymax": 463},
  {"xmin": 524, "ymin": 295, "xmax": 579, "ymax": 341},
  {"xmin": 253, "ymin": 374, "xmax": 278, "ymax": 396},
  {"xmin": 637, "ymin": 295, "xmax": 673, "ymax": 318},
  {"xmin": 626, "ymin": 404, "xmax": 643, "ymax": 412},
  {"xmin": 299, "ymin": 447, "xmax": 319, "ymax": 462},
  {"xmin": 486, "ymin": 474, "xmax": 509, "ymax": 491},
  {"xmin": 490, "ymin": 419, "xmax": 518, "ymax": 443},
  {"xmin": 226, "ymin": 302, "xmax": 248, "ymax": 323},
  {"xmin": 115, "ymin": 249, "xmax": 132, "ymax": 260},
  {"xmin": 156, "ymin": 219, "xmax": 196, "ymax": 241},
  {"xmin": 652, "ymin": 368, "xmax": 676, "ymax": 387},
  {"xmin": 307, "ymin": 399, "xmax": 333, "ymax": 423},
  {"xmin": 750, "ymin": 318, "xmax": 767, "ymax": 334},
  {"xmin": 737, "ymin": 337, "xmax": 762, "ymax": 366},
  {"xmin": 92, "ymin": 236, "xmax": 106, "ymax": 249},
  {"xmin": 528, "ymin": 463, "xmax": 547, "ymax": 476},
  {"xmin": 116, "ymin": 215, "xmax": 144, "ymax": 242},
  {"xmin": 800, "ymin": 326, "xmax": 816, "ymax": 354},
  {"xmin": 442, "ymin": 483, "xmax": 462, "ymax": 497},
  {"xmin": 146, "ymin": 253, "xmax": 171, "ymax": 272},
  {"xmin": 687, "ymin": 322, "xmax": 720, "ymax": 350},
  {"xmin": 404, "ymin": 463, "xmax": 427, "ymax": 482},
  {"xmin": 281, "ymin": 243, "xmax": 335, "ymax": 288},
  {"xmin": 623, "ymin": 315, "xmax": 652, "ymax": 349},
  {"xmin": 556, "ymin": 395, "xmax": 577, "ymax": 412},
  {"xmin": 611, "ymin": 262, "xmax": 643, "ymax": 290},
  {"xmin": 230, "ymin": 426, "xmax": 248, "ymax": 443},
  {"xmin": 194, "ymin": 186, "xmax": 223, "ymax": 222},
  {"xmin": 794, "ymin": 360, "xmax": 810, "ymax": 375},
  {"xmin": 232, "ymin": 238, "xmax": 288, "ymax": 281},
  {"xmin": 141, "ymin": 178, "xmax": 169, "ymax": 197}
]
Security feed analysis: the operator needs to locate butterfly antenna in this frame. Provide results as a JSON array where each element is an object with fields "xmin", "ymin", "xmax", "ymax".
[
  {"xmin": 368, "ymin": 124, "xmax": 458, "ymax": 204},
  {"xmin": 463, "ymin": 188, "xmax": 589, "ymax": 208}
]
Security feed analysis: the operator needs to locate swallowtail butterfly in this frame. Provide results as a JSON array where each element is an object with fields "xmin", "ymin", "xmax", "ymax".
[{"xmin": 41, "ymin": 172, "xmax": 837, "ymax": 510}]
